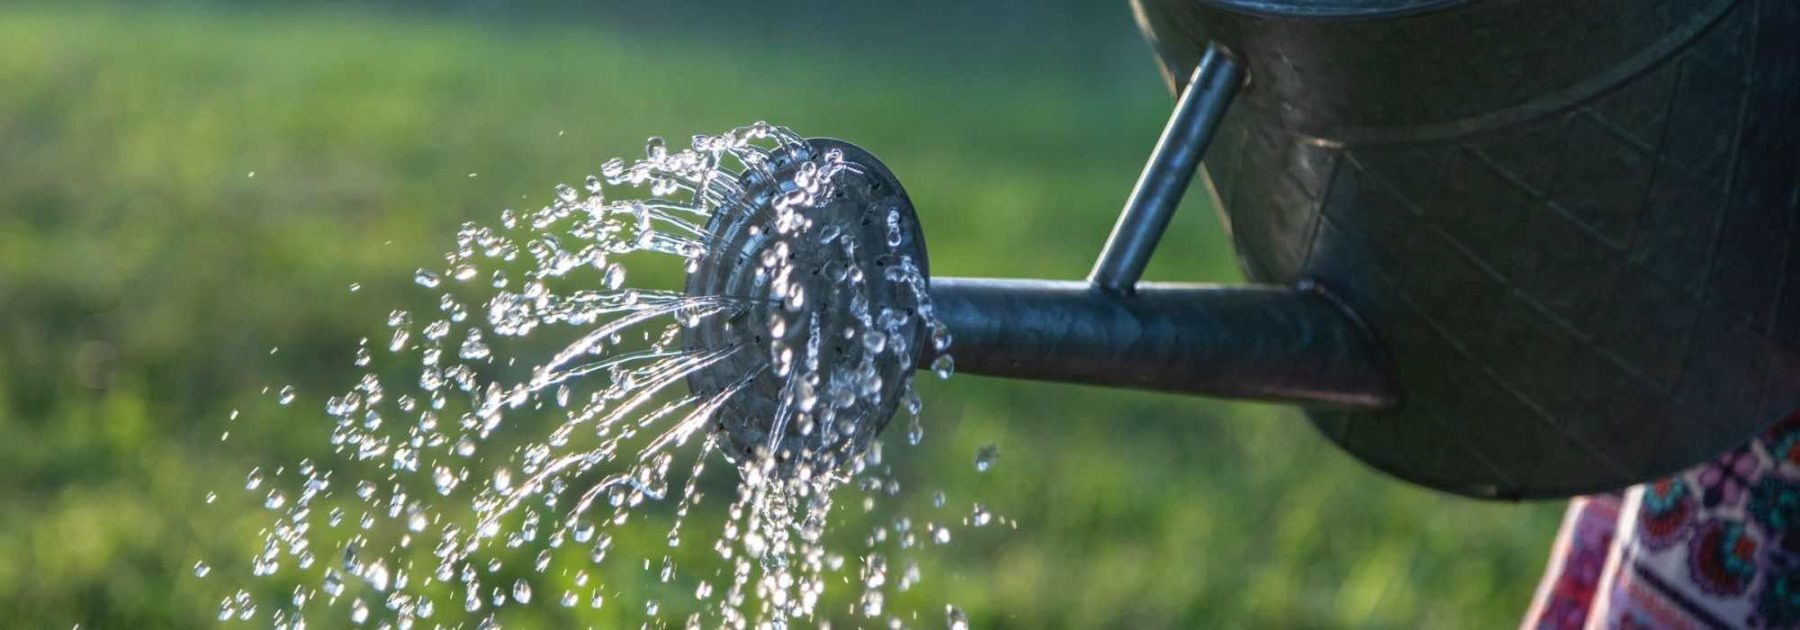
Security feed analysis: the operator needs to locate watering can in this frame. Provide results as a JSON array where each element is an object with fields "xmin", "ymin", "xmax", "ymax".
[{"xmin": 692, "ymin": 0, "xmax": 1800, "ymax": 499}]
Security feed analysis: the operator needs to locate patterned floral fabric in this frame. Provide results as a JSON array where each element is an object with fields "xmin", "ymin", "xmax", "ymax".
[
  {"xmin": 1525, "ymin": 411, "xmax": 1800, "ymax": 629},
  {"xmin": 1525, "ymin": 494, "xmax": 1623, "ymax": 628}
]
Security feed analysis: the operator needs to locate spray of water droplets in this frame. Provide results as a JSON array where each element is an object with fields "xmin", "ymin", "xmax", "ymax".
[{"xmin": 209, "ymin": 123, "xmax": 1005, "ymax": 628}]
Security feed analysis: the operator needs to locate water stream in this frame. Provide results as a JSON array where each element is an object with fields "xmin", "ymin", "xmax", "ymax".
[{"xmin": 206, "ymin": 124, "xmax": 1003, "ymax": 628}]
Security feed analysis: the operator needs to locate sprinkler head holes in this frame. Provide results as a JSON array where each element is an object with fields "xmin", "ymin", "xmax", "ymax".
[{"xmin": 683, "ymin": 138, "xmax": 931, "ymax": 478}]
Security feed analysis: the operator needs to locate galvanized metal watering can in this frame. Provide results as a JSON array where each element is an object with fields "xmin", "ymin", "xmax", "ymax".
[{"xmin": 694, "ymin": 0, "xmax": 1800, "ymax": 499}]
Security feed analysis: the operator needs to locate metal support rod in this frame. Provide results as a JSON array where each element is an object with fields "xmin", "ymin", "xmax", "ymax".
[
  {"xmin": 1089, "ymin": 44, "xmax": 1244, "ymax": 294},
  {"xmin": 921, "ymin": 278, "xmax": 1395, "ymax": 409}
]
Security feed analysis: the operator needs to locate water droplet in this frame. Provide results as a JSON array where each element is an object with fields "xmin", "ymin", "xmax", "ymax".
[
  {"xmin": 946, "ymin": 605, "xmax": 969, "ymax": 629},
  {"xmin": 931, "ymin": 323, "xmax": 952, "ymax": 352},
  {"xmin": 603, "ymin": 263, "xmax": 626, "ymax": 290},
  {"xmin": 433, "ymin": 465, "xmax": 458, "ymax": 494},
  {"xmin": 975, "ymin": 444, "xmax": 999, "ymax": 472},
  {"xmin": 931, "ymin": 354, "xmax": 955, "ymax": 380},
  {"xmin": 324, "ymin": 570, "xmax": 345, "ymax": 597},
  {"xmin": 512, "ymin": 579, "xmax": 532, "ymax": 604},
  {"xmin": 277, "ymin": 386, "xmax": 297, "ymax": 405},
  {"xmin": 194, "ymin": 561, "xmax": 211, "ymax": 577},
  {"xmin": 414, "ymin": 268, "xmax": 441, "ymax": 288}
]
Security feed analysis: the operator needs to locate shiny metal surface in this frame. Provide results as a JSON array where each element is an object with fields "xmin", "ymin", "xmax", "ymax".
[
  {"xmin": 1136, "ymin": 0, "xmax": 1800, "ymax": 498},
  {"xmin": 1091, "ymin": 45, "xmax": 1244, "ymax": 294},
  {"xmin": 683, "ymin": 138, "xmax": 928, "ymax": 472},
  {"xmin": 925, "ymin": 278, "xmax": 1394, "ymax": 408}
]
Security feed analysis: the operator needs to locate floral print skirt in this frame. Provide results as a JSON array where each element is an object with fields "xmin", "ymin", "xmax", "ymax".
[{"xmin": 1525, "ymin": 412, "xmax": 1800, "ymax": 629}]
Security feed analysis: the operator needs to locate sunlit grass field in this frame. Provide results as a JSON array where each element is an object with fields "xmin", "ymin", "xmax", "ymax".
[{"xmin": 0, "ymin": 3, "xmax": 1567, "ymax": 627}]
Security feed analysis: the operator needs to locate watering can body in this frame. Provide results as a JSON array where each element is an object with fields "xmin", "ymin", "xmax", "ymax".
[{"xmin": 1129, "ymin": 0, "xmax": 1800, "ymax": 498}]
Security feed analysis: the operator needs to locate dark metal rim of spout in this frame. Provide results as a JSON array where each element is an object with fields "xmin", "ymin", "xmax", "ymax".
[{"xmin": 682, "ymin": 137, "xmax": 929, "ymax": 473}]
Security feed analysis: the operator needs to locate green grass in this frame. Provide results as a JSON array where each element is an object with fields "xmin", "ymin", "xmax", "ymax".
[{"xmin": 0, "ymin": 3, "xmax": 1566, "ymax": 627}]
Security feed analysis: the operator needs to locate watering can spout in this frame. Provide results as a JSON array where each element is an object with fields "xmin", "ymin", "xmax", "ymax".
[
  {"xmin": 922, "ymin": 278, "xmax": 1396, "ymax": 408},
  {"xmin": 913, "ymin": 46, "xmax": 1395, "ymax": 408}
]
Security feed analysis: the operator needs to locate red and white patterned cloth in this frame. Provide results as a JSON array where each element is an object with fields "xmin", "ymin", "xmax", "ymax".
[{"xmin": 1524, "ymin": 411, "xmax": 1800, "ymax": 629}]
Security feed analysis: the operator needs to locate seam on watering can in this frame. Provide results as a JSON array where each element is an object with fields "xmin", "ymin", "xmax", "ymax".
[
  {"xmin": 1224, "ymin": 121, "xmax": 1260, "ymax": 280},
  {"xmin": 1691, "ymin": 4, "xmax": 1759, "ymax": 339},
  {"xmin": 1295, "ymin": 283, "xmax": 1401, "ymax": 409},
  {"xmin": 1306, "ymin": 209, "xmax": 1651, "ymax": 498},
  {"xmin": 1344, "ymin": 99, "xmax": 1761, "ymax": 451},
  {"xmin": 1583, "ymin": 106, "xmax": 1662, "ymax": 158},
  {"xmin": 1424, "ymin": 212, "xmax": 1664, "ymax": 398},
  {"xmin": 1322, "ymin": 146, "xmax": 1704, "ymax": 494},
  {"xmin": 1654, "ymin": 0, "xmax": 1775, "ymax": 442},
  {"xmin": 1267, "ymin": 0, "xmax": 1744, "ymax": 147},
  {"xmin": 1190, "ymin": 0, "xmax": 1470, "ymax": 22},
  {"xmin": 1389, "ymin": 272, "xmax": 1641, "ymax": 486},
  {"xmin": 1459, "ymin": 139, "xmax": 1638, "ymax": 256},
  {"xmin": 1322, "ymin": 166, "xmax": 1646, "ymax": 487},
  {"xmin": 1360, "ymin": 136, "xmax": 1682, "ymax": 397},
  {"xmin": 1620, "ymin": 65, "xmax": 1713, "ymax": 300},
  {"xmin": 1757, "ymin": 1, "xmax": 1797, "ymax": 342},
  {"xmin": 1609, "ymin": 63, "xmax": 1686, "ymax": 282},
  {"xmin": 1342, "ymin": 260, "xmax": 1522, "ymax": 492},
  {"xmin": 1391, "ymin": 110, "xmax": 1717, "ymax": 392},
  {"xmin": 1775, "ymin": 165, "xmax": 1799, "ymax": 343},
  {"xmin": 1295, "ymin": 150, "xmax": 1341, "ymax": 276},
  {"xmin": 1294, "ymin": 280, "xmax": 1373, "ymax": 339}
]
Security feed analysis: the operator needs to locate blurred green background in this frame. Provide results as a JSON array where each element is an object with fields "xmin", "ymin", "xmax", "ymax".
[{"xmin": 0, "ymin": 1, "xmax": 1567, "ymax": 627}]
